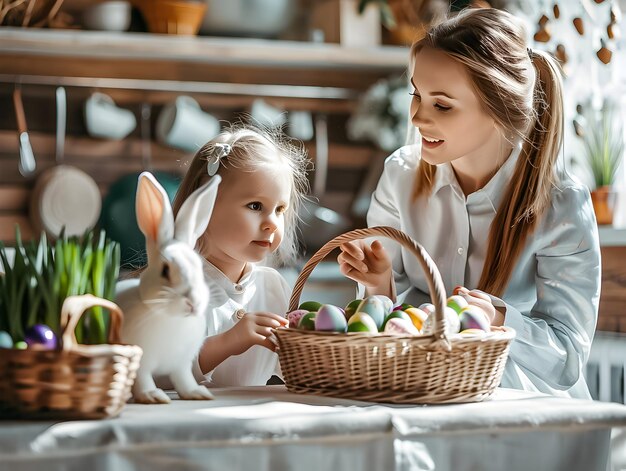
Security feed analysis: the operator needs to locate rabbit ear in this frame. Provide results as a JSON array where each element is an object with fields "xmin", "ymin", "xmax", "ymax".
[
  {"xmin": 174, "ymin": 175, "xmax": 221, "ymax": 246},
  {"xmin": 136, "ymin": 172, "xmax": 174, "ymax": 246}
]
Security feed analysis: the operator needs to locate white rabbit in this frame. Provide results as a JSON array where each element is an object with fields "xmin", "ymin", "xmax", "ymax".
[{"xmin": 116, "ymin": 171, "xmax": 221, "ymax": 404}]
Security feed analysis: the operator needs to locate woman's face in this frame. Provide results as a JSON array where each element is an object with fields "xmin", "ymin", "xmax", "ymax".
[{"xmin": 410, "ymin": 47, "xmax": 500, "ymax": 168}]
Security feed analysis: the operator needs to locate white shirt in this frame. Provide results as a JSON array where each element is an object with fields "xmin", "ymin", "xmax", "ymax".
[
  {"xmin": 367, "ymin": 144, "xmax": 601, "ymax": 399},
  {"xmin": 196, "ymin": 261, "xmax": 290, "ymax": 387}
]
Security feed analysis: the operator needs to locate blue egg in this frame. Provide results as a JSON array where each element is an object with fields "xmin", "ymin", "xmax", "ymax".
[
  {"xmin": 356, "ymin": 296, "xmax": 386, "ymax": 329},
  {"xmin": 0, "ymin": 331, "xmax": 13, "ymax": 349}
]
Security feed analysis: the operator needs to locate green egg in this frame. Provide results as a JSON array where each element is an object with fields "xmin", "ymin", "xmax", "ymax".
[
  {"xmin": 298, "ymin": 301, "xmax": 322, "ymax": 312},
  {"xmin": 298, "ymin": 312, "xmax": 317, "ymax": 331},
  {"xmin": 344, "ymin": 298, "xmax": 362, "ymax": 320},
  {"xmin": 347, "ymin": 312, "xmax": 378, "ymax": 333},
  {"xmin": 14, "ymin": 341, "xmax": 27, "ymax": 350}
]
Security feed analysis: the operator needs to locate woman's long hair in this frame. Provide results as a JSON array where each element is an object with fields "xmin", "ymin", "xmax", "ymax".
[{"xmin": 410, "ymin": 8, "xmax": 563, "ymax": 296}]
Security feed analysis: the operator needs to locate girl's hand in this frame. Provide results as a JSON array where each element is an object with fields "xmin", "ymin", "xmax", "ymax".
[
  {"xmin": 337, "ymin": 239, "xmax": 394, "ymax": 298},
  {"xmin": 453, "ymin": 286, "xmax": 505, "ymax": 326},
  {"xmin": 228, "ymin": 312, "xmax": 288, "ymax": 354}
]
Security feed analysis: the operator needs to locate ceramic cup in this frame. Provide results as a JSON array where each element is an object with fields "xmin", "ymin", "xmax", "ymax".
[
  {"xmin": 156, "ymin": 96, "xmax": 220, "ymax": 152},
  {"xmin": 287, "ymin": 110, "xmax": 314, "ymax": 140},
  {"xmin": 82, "ymin": 1, "xmax": 132, "ymax": 31},
  {"xmin": 250, "ymin": 99, "xmax": 286, "ymax": 128},
  {"xmin": 84, "ymin": 92, "xmax": 137, "ymax": 140}
]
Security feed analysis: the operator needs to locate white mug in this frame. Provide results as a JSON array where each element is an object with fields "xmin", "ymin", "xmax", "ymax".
[
  {"xmin": 156, "ymin": 96, "xmax": 220, "ymax": 152},
  {"xmin": 250, "ymin": 99, "xmax": 287, "ymax": 128},
  {"xmin": 84, "ymin": 92, "xmax": 137, "ymax": 140}
]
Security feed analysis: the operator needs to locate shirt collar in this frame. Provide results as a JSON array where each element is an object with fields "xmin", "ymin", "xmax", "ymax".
[
  {"xmin": 202, "ymin": 259, "xmax": 254, "ymax": 295},
  {"xmin": 430, "ymin": 142, "xmax": 522, "ymax": 208}
]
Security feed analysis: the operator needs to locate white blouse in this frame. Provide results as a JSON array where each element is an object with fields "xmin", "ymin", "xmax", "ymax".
[
  {"xmin": 195, "ymin": 261, "xmax": 290, "ymax": 387},
  {"xmin": 367, "ymin": 144, "xmax": 601, "ymax": 399}
]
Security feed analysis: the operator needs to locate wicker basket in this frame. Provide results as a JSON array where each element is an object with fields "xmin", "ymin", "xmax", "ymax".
[
  {"xmin": 0, "ymin": 295, "xmax": 142, "ymax": 419},
  {"xmin": 0, "ymin": 0, "xmax": 64, "ymax": 27},
  {"xmin": 275, "ymin": 226, "xmax": 515, "ymax": 404}
]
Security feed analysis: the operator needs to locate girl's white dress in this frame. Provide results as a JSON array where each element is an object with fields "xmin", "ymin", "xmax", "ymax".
[
  {"xmin": 195, "ymin": 260, "xmax": 290, "ymax": 387},
  {"xmin": 367, "ymin": 144, "xmax": 601, "ymax": 399}
]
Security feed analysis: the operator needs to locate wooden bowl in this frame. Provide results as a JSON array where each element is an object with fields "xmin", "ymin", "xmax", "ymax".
[{"xmin": 136, "ymin": 0, "xmax": 207, "ymax": 35}]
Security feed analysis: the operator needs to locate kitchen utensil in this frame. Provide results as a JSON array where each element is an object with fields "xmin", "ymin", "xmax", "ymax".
[
  {"xmin": 12, "ymin": 85, "xmax": 36, "ymax": 177},
  {"xmin": 30, "ymin": 87, "xmax": 101, "ymax": 237}
]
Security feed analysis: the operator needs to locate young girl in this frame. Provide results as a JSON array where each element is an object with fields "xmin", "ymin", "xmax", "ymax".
[
  {"xmin": 338, "ymin": 8, "xmax": 600, "ymax": 399},
  {"xmin": 172, "ymin": 124, "xmax": 309, "ymax": 387}
]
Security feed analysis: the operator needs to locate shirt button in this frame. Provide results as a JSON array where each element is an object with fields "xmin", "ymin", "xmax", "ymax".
[
  {"xmin": 457, "ymin": 247, "xmax": 464, "ymax": 255},
  {"xmin": 234, "ymin": 284, "xmax": 243, "ymax": 292}
]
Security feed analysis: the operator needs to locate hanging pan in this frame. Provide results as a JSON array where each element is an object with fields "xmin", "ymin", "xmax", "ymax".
[{"xmin": 30, "ymin": 87, "xmax": 102, "ymax": 238}]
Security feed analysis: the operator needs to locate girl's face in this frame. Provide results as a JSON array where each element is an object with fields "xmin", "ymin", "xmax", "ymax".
[
  {"xmin": 410, "ymin": 47, "xmax": 500, "ymax": 168},
  {"xmin": 204, "ymin": 163, "xmax": 291, "ymax": 275}
]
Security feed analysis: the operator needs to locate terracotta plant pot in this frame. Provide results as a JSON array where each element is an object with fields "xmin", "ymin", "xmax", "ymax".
[{"xmin": 590, "ymin": 186, "xmax": 617, "ymax": 225}]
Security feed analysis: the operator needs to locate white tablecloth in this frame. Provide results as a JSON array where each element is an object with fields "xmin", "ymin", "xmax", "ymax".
[{"xmin": 2, "ymin": 386, "xmax": 626, "ymax": 471}]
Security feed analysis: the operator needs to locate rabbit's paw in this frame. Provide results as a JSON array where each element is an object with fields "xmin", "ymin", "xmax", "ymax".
[
  {"xmin": 134, "ymin": 388, "xmax": 171, "ymax": 404},
  {"xmin": 177, "ymin": 385, "xmax": 215, "ymax": 400}
]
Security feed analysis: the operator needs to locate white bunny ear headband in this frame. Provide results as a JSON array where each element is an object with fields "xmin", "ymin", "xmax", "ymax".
[{"xmin": 207, "ymin": 143, "xmax": 231, "ymax": 176}]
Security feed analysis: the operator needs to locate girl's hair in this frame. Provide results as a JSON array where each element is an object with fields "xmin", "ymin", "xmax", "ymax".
[
  {"xmin": 172, "ymin": 123, "xmax": 310, "ymax": 267},
  {"xmin": 410, "ymin": 8, "xmax": 564, "ymax": 297}
]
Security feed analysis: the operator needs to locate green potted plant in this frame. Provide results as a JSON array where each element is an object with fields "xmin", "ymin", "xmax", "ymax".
[
  {"xmin": 580, "ymin": 101, "xmax": 625, "ymax": 225},
  {"xmin": 0, "ymin": 227, "xmax": 121, "ymax": 349}
]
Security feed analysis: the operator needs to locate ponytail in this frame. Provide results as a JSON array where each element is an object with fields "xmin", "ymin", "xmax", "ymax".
[{"xmin": 477, "ymin": 50, "xmax": 563, "ymax": 296}]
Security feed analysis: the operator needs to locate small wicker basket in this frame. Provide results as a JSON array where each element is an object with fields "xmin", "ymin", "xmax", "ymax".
[
  {"xmin": 0, "ymin": 0, "xmax": 64, "ymax": 27},
  {"xmin": 0, "ymin": 295, "xmax": 142, "ymax": 419},
  {"xmin": 275, "ymin": 226, "xmax": 515, "ymax": 404}
]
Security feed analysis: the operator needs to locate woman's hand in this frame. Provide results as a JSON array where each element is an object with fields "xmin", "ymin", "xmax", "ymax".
[
  {"xmin": 337, "ymin": 239, "xmax": 394, "ymax": 299},
  {"xmin": 453, "ymin": 286, "xmax": 505, "ymax": 326},
  {"xmin": 227, "ymin": 312, "xmax": 288, "ymax": 354}
]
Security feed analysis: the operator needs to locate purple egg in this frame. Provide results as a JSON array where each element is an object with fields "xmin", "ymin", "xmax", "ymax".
[
  {"xmin": 24, "ymin": 324, "xmax": 58, "ymax": 350},
  {"xmin": 315, "ymin": 305, "xmax": 347, "ymax": 332}
]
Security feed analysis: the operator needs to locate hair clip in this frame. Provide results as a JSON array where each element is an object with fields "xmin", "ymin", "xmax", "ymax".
[{"xmin": 207, "ymin": 143, "xmax": 231, "ymax": 176}]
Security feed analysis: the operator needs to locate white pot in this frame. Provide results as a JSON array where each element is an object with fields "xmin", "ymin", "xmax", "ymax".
[{"xmin": 199, "ymin": 0, "xmax": 295, "ymax": 37}]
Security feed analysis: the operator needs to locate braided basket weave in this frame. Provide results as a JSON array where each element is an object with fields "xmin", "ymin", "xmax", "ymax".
[
  {"xmin": 0, "ymin": 295, "xmax": 142, "ymax": 419},
  {"xmin": 275, "ymin": 226, "xmax": 515, "ymax": 404}
]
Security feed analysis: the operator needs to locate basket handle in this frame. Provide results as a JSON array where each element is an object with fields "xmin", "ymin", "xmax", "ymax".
[
  {"xmin": 289, "ymin": 226, "xmax": 451, "ymax": 344},
  {"xmin": 59, "ymin": 294, "xmax": 124, "ymax": 351}
]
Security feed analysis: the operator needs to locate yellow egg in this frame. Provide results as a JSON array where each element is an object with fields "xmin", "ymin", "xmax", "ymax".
[{"xmin": 403, "ymin": 307, "xmax": 428, "ymax": 331}]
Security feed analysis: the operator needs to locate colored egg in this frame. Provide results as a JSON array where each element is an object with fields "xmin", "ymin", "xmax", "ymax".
[
  {"xmin": 287, "ymin": 309, "xmax": 308, "ymax": 328},
  {"xmin": 344, "ymin": 298, "xmax": 363, "ymax": 320},
  {"xmin": 298, "ymin": 312, "xmax": 317, "ymax": 331},
  {"xmin": 298, "ymin": 300, "xmax": 322, "ymax": 312},
  {"xmin": 460, "ymin": 328, "xmax": 487, "ymax": 336},
  {"xmin": 356, "ymin": 296, "xmax": 386, "ymax": 329},
  {"xmin": 0, "ymin": 331, "xmax": 13, "ymax": 349},
  {"xmin": 24, "ymin": 324, "xmax": 57, "ymax": 350},
  {"xmin": 422, "ymin": 307, "xmax": 461, "ymax": 335},
  {"xmin": 383, "ymin": 317, "xmax": 420, "ymax": 336},
  {"xmin": 459, "ymin": 306, "xmax": 490, "ymax": 332},
  {"xmin": 447, "ymin": 295, "xmax": 469, "ymax": 314},
  {"xmin": 374, "ymin": 295, "xmax": 394, "ymax": 315},
  {"xmin": 347, "ymin": 312, "xmax": 378, "ymax": 333},
  {"xmin": 418, "ymin": 303, "xmax": 436, "ymax": 317},
  {"xmin": 403, "ymin": 307, "xmax": 429, "ymax": 331},
  {"xmin": 393, "ymin": 302, "xmax": 413, "ymax": 312},
  {"xmin": 315, "ymin": 304, "xmax": 348, "ymax": 332},
  {"xmin": 381, "ymin": 310, "xmax": 411, "ymax": 331},
  {"xmin": 14, "ymin": 341, "xmax": 27, "ymax": 350}
]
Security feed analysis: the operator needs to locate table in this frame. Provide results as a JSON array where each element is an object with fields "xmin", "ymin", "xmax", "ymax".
[{"xmin": 2, "ymin": 386, "xmax": 626, "ymax": 471}]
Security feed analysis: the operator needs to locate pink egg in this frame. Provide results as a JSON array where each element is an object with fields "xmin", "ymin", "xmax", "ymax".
[
  {"xmin": 383, "ymin": 317, "xmax": 420, "ymax": 336},
  {"xmin": 287, "ymin": 309, "xmax": 309, "ymax": 328}
]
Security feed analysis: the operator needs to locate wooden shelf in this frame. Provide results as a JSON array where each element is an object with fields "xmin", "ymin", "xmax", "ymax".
[{"xmin": 0, "ymin": 27, "xmax": 408, "ymax": 70}]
